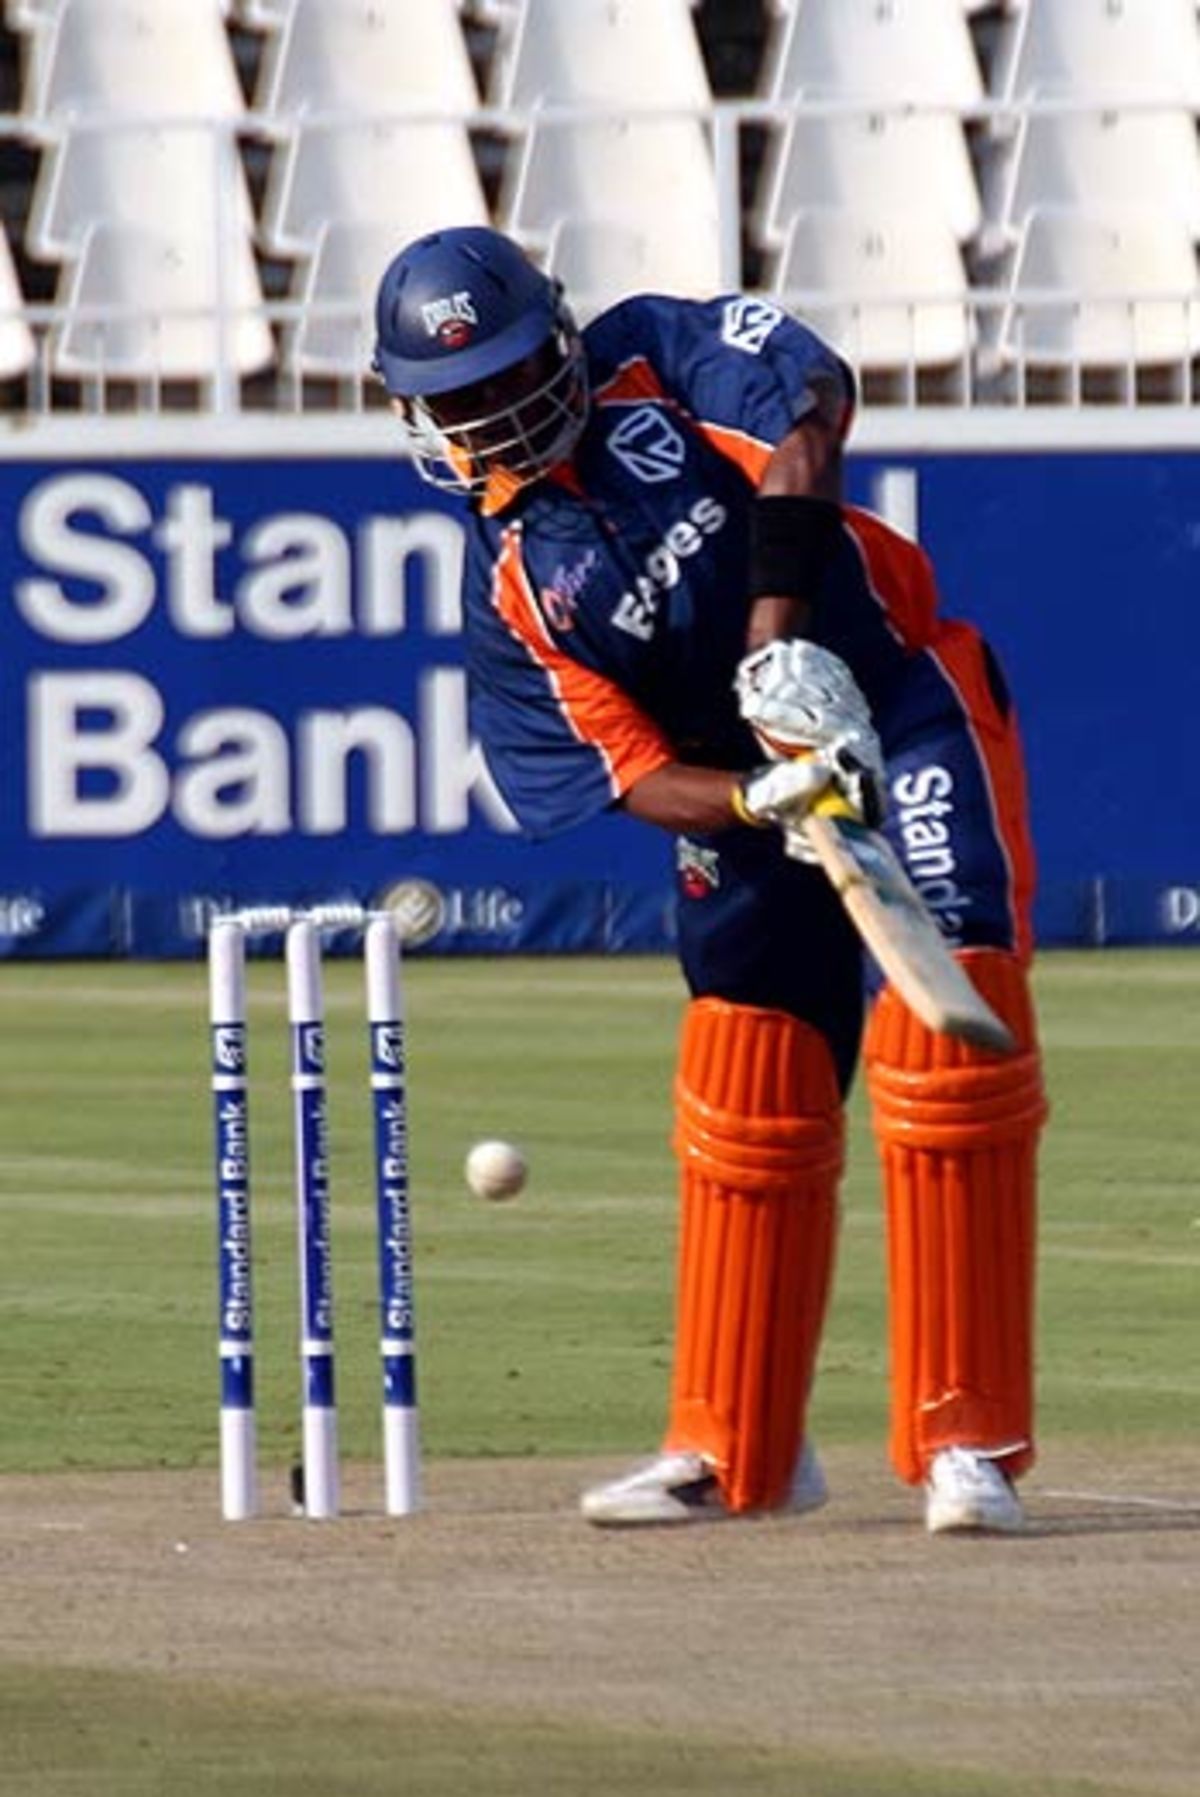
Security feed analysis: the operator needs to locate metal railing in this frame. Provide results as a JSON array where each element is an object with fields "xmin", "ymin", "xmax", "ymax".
[{"xmin": 0, "ymin": 95, "xmax": 1196, "ymax": 420}]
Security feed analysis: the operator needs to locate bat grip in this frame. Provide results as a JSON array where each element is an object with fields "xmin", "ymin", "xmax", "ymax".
[
  {"xmin": 787, "ymin": 748, "xmax": 859, "ymax": 823},
  {"xmin": 811, "ymin": 788, "xmax": 858, "ymax": 822}
]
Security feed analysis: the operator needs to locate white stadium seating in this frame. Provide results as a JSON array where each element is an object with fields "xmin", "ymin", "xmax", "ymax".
[
  {"xmin": 251, "ymin": 0, "xmax": 488, "ymax": 375},
  {"xmin": 986, "ymin": 208, "xmax": 1200, "ymax": 377},
  {"xmin": 990, "ymin": 0, "xmax": 1200, "ymax": 106},
  {"xmin": 491, "ymin": 0, "xmax": 722, "ymax": 308},
  {"xmin": 774, "ymin": 210, "xmax": 973, "ymax": 376},
  {"xmin": 489, "ymin": 0, "xmax": 709, "ymax": 113},
  {"xmin": 0, "ymin": 0, "xmax": 1195, "ymax": 406},
  {"xmin": 52, "ymin": 215, "xmax": 271, "ymax": 381},
  {"xmin": 760, "ymin": 0, "xmax": 985, "ymax": 109},
  {"xmin": 975, "ymin": 0, "xmax": 1200, "ymax": 384},
  {"xmin": 14, "ymin": 0, "xmax": 242, "ymax": 120},
  {"xmin": 758, "ymin": 112, "xmax": 983, "ymax": 252},
  {"xmin": 544, "ymin": 214, "xmax": 717, "ymax": 309},
  {"xmin": 286, "ymin": 220, "xmax": 397, "ymax": 376},
  {"xmin": 0, "ymin": 231, "xmax": 36, "ymax": 378},
  {"xmin": 755, "ymin": 1, "xmax": 984, "ymax": 371},
  {"xmin": 10, "ymin": 0, "xmax": 270, "ymax": 384},
  {"xmin": 978, "ymin": 110, "xmax": 1200, "ymax": 259},
  {"xmin": 505, "ymin": 119, "xmax": 721, "ymax": 308},
  {"xmin": 261, "ymin": 121, "xmax": 488, "ymax": 263},
  {"xmin": 252, "ymin": 0, "xmax": 477, "ymax": 116}
]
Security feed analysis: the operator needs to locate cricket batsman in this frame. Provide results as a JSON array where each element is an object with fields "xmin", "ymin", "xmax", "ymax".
[{"xmin": 372, "ymin": 226, "xmax": 1047, "ymax": 1533}]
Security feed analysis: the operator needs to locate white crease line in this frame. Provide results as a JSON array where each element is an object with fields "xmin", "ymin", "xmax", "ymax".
[{"xmin": 1041, "ymin": 1488, "xmax": 1200, "ymax": 1513}]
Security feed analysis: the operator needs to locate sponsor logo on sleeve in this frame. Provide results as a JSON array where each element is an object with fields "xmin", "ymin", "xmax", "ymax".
[{"xmin": 720, "ymin": 297, "xmax": 784, "ymax": 354}]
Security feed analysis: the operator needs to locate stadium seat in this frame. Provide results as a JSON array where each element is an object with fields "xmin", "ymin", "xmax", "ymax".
[
  {"xmin": 10, "ymin": 0, "xmax": 268, "ymax": 383},
  {"xmin": 490, "ymin": 0, "xmax": 720, "ymax": 296},
  {"xmin": 754, "ymin": 0, "xmax": 983, "ymax": 252},
  {"xmin": 978, "ymin": 110, "xmax": 1200, "ymax": 258},
  {"xmin": 489, "ymin": 0, "xmax": 709, "ymax": 113},
  {"xmin": 544, "ymin": 215, "xmax": 718, "ymax": 317},
  {"xmin": 12, "ymin": 0, "xmax": 242, "ymax": 120},
  {"xmin": 27, "ymin": 126, "xmax": 269, "ymax": 383},
  {"xmin": 260, "ymin": 122, "xmax": 487, "ymax": 259},
  {"xmin": 252, "ymin": 0, "xmax": 478, "ymax": 118},
  {"xmin": 282, "ymin": 222, "xmax": 394, "ymax": 377},
  {"xmin": 251, "ymin": 0, "xmax": 487, "ymax": 372},
  {"xmin": 759, "ymin": 0, "xmax": 984, "ymax": 109},
  {"xmin": 27, "ymin": 125, "xmax": 255, "ymax": 263},
  {"xmin": 50, "ymin": 216, "xmax": 273, "ymax": 381},
  {"xmin": 990, "ymin": 0, "xmax": 1200, "ymax": 104},
  {"xmin": 0, "ymin": 232, "xmax": 36, "ymax": 379},
  {"xmin": 270, "ymin": 135, "xmax": 487, "ymax": 378},
  {"xmin": 758, "ymin": 113, "xmax": 982, "ymax": 253},
  {"xmin": 773, "ymin": 211, "xmax": 973, "ymax": 373},
  {"xmin": 504, "ymin": 121, "xmax": 720, "ymax": 296},
  {"xmin": 987, "ymin": 208, "xmax": 1200, "ymax": 374}
]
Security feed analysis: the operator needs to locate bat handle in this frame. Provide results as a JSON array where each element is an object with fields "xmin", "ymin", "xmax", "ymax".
[
  {"xmin": 811, "ymin": 788, "xmax": 859, "ymax": 822},
  {"xmin": 771, "ymin": 745, "xmax": 861, "ymax": 824}
]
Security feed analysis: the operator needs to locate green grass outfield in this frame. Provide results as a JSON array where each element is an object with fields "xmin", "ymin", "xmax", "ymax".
[
  {"xmin": 1, "ymin": 947, "xmax": 1198, "ymax": 1797},
  {"xmin": 1, "ymin": 1666, "xmax": 1132, "ymax": 1797},
  {"xmin": 2, "ymin": 948, "xmax": 1197, "ymax": 1476}
]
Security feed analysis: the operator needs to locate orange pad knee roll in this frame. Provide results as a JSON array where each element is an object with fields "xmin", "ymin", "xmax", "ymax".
[
  {"xmin": 866, "ymin": 949, "xmax": 1048, "ymax": 1486},
  {"xmin": 667, "ymin": 998, "xmax": 844, "ymax": 1513}
]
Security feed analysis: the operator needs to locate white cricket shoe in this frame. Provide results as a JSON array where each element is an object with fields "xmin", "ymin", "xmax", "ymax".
[
  {"xmin": 924, "ymin": 1446, "xmax": 1025, "ymax": 1535},
  {"xmin": 580, "ymin": 1438, "xmax": 828, "ymax": 1527}
]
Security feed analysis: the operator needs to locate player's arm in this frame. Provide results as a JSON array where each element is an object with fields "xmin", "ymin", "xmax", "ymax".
[
  {"xmin": 607, "ymin": 293, "xmax": 851, "ymax": 651},
  {"xmin": 735, "ymin": 407, "xmax": 886, "ymax": 833},
  {"xmin": 620, "ymin": 411, "xmax": 860, "ymax": 834},
  {"xmin": 745, "ymin": 412, "xmax": 846, "ymax": 652},
  {"xmin": 620, "ymin": 756, "xmax": 837, "ymax": 836},
  {"xmin": 620, "ymin": 764, "xmax": 742, "ymax": 832}
]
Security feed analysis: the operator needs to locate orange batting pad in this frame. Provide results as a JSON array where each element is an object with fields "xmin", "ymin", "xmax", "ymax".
[
  {"xmin": 666, "ymin": 998, "xmax": 844, "ymax": 1512},
  {"xmin": 866, "ymin": 950, "xmax": 1048, "ymax": 1485}
]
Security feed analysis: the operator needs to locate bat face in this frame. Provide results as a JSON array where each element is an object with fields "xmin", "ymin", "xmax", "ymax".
[
  {"xmin": 795, "ymin": 813, "xmax": 1016, "ymax": 1055},
  {"xmin": 818, "ymin": 815, "xmax": 910, "ymax": 901}
]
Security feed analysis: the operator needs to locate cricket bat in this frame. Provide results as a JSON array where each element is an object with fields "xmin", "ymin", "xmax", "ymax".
[{"xmin": 790, "ymin": 797, "xmax": 1016, "ymax": 1054}]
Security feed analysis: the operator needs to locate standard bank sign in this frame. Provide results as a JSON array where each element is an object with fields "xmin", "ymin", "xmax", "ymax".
[
  {"xmin": 14, "ymin": 466, "xmax": 508, "ymax": 840},
  {"xmin": 6, "ymin": 445, "xmax": 1200, "ymax": 958},
  {"xmin": 0, "ymin": 457, "xmax": 673, "ymax": 957}
]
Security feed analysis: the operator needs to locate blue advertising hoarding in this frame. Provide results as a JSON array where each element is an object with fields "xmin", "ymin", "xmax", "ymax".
[{"xmin": 1, "ymin": 445, "xmax": 1198, "ymax": 956}]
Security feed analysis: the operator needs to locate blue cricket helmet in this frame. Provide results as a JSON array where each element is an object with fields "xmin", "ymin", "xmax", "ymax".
[
  {"xmin": 371, "ymin": 226, "xmax": 589, "ymax": 495},
  {"xmin": 373, "ymin": 225, "xmax": 566, "ymax": 398}
]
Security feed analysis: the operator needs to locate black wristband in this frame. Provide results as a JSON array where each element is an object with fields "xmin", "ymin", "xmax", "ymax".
[{"xmin": 747, "ymin": 495, "xmax": 842, "ymax": 601}]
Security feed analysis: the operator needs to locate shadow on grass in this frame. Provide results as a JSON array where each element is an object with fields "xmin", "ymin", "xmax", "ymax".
[{"xmin": 2, "ymin": 1664, "xmax": 1138, "ymax": 1797}]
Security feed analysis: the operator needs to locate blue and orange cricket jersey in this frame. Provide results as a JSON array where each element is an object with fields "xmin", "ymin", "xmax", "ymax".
[{"xmin": 459, "ymin": 291, "xmax": 1035, "ymax": 958}]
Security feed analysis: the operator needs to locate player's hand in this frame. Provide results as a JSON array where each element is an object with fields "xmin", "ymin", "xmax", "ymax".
[
  {"xmin": 734, "ymin": 746, "xmax": 881, "ymax": 863},
  {"xmin": 735, "ymin": 756, "xmax": 833, "ymax": 831},
  {"xmin": 735, "ymin": 638, "xmax": 874, "ymax": 754},
  {"xmin": 735, "ymin": 639, "xmax": 886, "ymax": 825}
]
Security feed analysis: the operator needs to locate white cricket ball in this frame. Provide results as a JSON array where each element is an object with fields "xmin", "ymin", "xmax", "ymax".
[{"xmin": 465, "ymin": 1139, "xmax": 528, "ymax": 1202}]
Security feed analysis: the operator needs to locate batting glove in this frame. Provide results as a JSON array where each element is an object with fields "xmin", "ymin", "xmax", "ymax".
[
  {"xmin": 732, "ymin": 756, "xmax": 836, "ymax": 856},
  {"xmin": 735, "ymin": 639, "xmax": 886, "ymax": 827}
]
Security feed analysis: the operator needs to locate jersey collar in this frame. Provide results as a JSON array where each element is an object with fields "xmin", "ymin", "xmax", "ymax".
[{"xmin": 480, "ymin": 457, "xmax": 585, "ymax": 516}]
